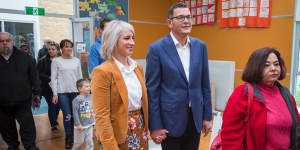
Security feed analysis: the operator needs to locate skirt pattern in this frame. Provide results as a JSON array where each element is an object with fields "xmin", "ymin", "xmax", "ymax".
[{"xmin": 119, "ymin": 109, "xmax": 148, "ymax": 150}]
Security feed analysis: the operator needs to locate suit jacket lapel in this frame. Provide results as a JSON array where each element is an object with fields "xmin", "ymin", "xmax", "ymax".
[
  {"xmin": 189, "ymin": 37, "xmax": 196, "ymax": 84},
  {"xmin": 109, "ymin": 59, "xmax": 128, "ymax": 105},
  {"xmin": 163, "ymin": 35, "xmax": 188, "ymax": 83}
]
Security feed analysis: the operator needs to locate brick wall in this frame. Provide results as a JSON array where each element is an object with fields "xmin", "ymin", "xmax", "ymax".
[{"xmin": 38, "ymin": 0, "xmax": 73, "ymax": 48}]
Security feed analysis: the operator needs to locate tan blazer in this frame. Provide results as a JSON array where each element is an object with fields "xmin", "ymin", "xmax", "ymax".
[{"xmin": 91, "ymin": 59, "xmax": 149, "ymax": 150}]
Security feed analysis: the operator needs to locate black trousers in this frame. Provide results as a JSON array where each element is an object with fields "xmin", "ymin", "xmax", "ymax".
[
  {"xmin": 42, "ymin": 91, "xmax": 60, "ymax": 127},
  {"xmin": 0, "ymin": 100, "xmax": 37, "ymax": 149},
  {"xmin": 161, "ymin": 108, "xmax": 200, "ymax": 150}
]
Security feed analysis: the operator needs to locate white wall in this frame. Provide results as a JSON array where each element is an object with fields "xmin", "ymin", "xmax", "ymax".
[
  {"xmin": 0, "ymin": 0, "xmax": 41, "ymax": 58},
  {"xmin": 0, "ymin": 0, "xmax": 38, "ymax": 10}
]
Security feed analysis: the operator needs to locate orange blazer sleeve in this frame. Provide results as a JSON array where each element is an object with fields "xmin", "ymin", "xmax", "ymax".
[{"xmin": 91, "ymin": 67, "xmax": 119, "ymax": 150}]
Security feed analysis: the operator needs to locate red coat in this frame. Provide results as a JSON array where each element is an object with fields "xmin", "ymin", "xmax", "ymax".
[{"xmin": 221, "ymin": 83, "xmax": 299, "ymax": 150}]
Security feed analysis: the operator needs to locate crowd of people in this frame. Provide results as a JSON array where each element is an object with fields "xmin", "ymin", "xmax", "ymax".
[{"xmin": 0, "ymin": 1, "xmax": 299, "ymax": 150}]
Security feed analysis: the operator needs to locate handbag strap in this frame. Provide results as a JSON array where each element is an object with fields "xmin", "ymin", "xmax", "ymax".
[{"xmin": 245, "ymin": 83, "xmax": 254, "ymax": 122}]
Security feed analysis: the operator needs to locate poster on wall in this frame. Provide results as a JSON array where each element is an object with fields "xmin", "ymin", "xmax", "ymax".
[
  {"xmin": 219, "ymin": 0, "xmax": 271, "ymax": 28},
  {"xmin": 79, "ymin": 0, "xmax": 128, "ymax": 39},
  {"xmin": 180, "ymin": 0, "xmax": 217, "ymax": 25}
]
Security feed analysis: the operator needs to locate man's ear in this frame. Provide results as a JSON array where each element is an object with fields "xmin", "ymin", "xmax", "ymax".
[{"xmin": 167, "ymin": 19, "xmax": 173, "ymax": 29}]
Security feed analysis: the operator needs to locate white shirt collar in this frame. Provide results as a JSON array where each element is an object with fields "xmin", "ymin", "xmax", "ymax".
[
  {"xmin": 112, "ymin": 56, "xmax": 137, "ymax": 73},
  {"xmin": 170, "ymin": 32, "xmax": 190, "ymax": 48}
]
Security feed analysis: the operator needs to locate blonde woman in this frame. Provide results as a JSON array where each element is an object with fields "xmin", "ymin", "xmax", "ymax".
[{"xmin": 91, "ymin": 20, "xmax": 148, "ymax": 150}]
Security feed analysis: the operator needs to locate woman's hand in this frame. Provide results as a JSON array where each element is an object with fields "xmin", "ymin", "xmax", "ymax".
[{"xmin": 52, "ymin": 95, "xmax": 58, "ymax": 104}]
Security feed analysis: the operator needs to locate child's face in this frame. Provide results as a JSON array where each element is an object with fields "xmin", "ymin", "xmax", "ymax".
[{"xmin": 78, "ymin": 82, "xmax": 91, "ymax": 95}]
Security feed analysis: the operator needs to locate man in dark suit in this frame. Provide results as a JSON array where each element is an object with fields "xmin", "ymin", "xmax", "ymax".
[{"xmin": 146, "ymin": 2, "xmax": 212, "ymax": 150}]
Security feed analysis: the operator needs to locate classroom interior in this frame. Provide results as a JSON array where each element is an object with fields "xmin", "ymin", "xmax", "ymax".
[{"xmin": 0, "ymin": 0, "xmax": 298, "ymax": 149}]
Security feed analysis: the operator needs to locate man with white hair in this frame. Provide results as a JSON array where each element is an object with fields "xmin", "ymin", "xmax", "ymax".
[{"xmin": 0, "ymin": 32, "xmax": 40, "ymax": 150}]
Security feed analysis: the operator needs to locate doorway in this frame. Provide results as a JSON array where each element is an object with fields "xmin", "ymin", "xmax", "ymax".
[{"xmin": 71, "ymin": 17, "xmax": 94, "ymax": 78}]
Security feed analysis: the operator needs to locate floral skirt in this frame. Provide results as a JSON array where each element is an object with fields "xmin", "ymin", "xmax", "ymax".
[{"xmin": 118, "ymin": 109, "xmax": 148, "ymax": 150}]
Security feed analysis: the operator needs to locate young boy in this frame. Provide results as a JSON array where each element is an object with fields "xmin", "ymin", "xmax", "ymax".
[{"xmin": 72, "ymin": 79, "xmax": 94, "ymax": 150}]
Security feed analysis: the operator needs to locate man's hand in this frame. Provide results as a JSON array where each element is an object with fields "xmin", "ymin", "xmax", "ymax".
[
  {"xmin": 32, "ymin": 94, "xmax": 41, "ymax": 109},
  {"xmin": 52, "ymin": 95, "xmax": 58, "ymax": 104},
  {"xmin": 76, "ymin": 124, "xmax": 83, "ymax": 131},
  {"xmin": 151, "ymin": 129, "xmax": 168, "ymax": 144},
  {"xmin": 202, "ymin": 120, "xmax": 212, "ymax": 137}
]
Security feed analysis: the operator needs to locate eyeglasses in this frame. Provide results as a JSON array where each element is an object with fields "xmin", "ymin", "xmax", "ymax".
[
  {"xmin": 0, "ymin": 39, "xmax": 11, "ymax": 43},
  {"xmin": 169, "ymin": 15, "xmax": 193, "ymax": 22}
]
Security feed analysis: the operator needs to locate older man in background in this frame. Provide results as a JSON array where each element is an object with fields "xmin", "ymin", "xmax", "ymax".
[{"xmin": 0, "ymin": 32, "xmax": 40, "ymax": 150}]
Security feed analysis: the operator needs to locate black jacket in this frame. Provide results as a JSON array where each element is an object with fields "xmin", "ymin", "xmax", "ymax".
[
  {"xmin": 38, "ymin": 47, "xmax": 48, "ymax": 61},
  {"xmin": 37, "ymin": 54, "xmax": 52, "ymax": 96},
  {"xmin": 0, "ymin": 47, "xmax": 40, "ymax": 105}
]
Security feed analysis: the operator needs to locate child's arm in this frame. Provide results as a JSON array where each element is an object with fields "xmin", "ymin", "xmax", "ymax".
[
  {"xmin": 76, "ymin": 124, "xmax": 83, "ymax": 131},
  {"xmin": 72, "ymin": 97, "xmax": 82, "ymax": 130}
]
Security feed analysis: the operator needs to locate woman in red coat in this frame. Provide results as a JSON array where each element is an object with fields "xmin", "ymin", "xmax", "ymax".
[{"xmin": 221, "ymin": 47, "xmax": 298, "ymax": 150}]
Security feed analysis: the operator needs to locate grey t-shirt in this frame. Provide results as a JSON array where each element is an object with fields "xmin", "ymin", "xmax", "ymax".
[{"xmin": 72, "ymin": 94, "xmax": 95, "ymax": 128}]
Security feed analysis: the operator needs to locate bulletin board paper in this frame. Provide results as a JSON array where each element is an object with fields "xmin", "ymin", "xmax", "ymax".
[
  {"xmin": 181, "ymin": 0, "xmax": 217, "ymax": 25},
  {"xmin": 220, "ymin": 0, "xmax": 271, "ymax": 28}
]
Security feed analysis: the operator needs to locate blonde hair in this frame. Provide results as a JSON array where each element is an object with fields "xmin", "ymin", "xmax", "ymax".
[{"xmin": 101, "ymin": 20, "xmax": 135, "ymax": 59}]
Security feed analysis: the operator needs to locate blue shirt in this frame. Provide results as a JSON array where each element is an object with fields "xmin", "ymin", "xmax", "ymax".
[{"xmin": 89, "ymin": 36, "xmax": 106, "ymax": 75}]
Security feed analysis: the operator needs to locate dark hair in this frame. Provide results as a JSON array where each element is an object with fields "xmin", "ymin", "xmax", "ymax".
[
  {"xmin": 49, "ymin": 41, "xmax": 60, "ymax": 51},
  {"xmin": 60, "ymin": 39, "xmax": 73, "ymax": 49},
  {"xmin": 100, "ymin": 18, "xmax": 111, "ymax": 30},
  {"xmin": 49, "ymin": 41, "xmax": 61, "ymax": 56},
  {"xmin": 168, "ymin": 2, "xmax": 188, "ymax": 19},
  {"xmin": 76, "ymin": 78, "xmax": 90, "ymax": 89},
  {"xmin": 242, "ymin": 47, "xmax": 286, "ymax": 83},
  {"xmin": 20, "ymin": 43, "xmax": 29, "ymax": 48}
]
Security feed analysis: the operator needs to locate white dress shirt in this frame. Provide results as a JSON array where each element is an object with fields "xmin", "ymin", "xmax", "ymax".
[
  {"xmin": 170, "ymin": 32, "xmax": 190, "ymax": 81},
  {"xmin": 113, "ymin": 56, "xmax": 142, "ymax": 111}
]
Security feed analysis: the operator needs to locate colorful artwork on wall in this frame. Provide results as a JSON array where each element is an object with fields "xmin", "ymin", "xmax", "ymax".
[{"xmin": 79, "ymin": 0, "xmax": 128, "ymax": 39}]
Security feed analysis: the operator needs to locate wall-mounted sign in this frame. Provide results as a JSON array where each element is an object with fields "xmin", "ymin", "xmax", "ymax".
[
  {"xmin": 25, "ymin": 7, "xmax": 45, "ymax": 16},
  {"xmin": 76, "ymin": 42, "xmax": 87, "ymax": 53}
]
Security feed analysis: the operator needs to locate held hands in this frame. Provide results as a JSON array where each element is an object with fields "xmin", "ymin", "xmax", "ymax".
[
  {"xmin": 202, "ymin": 120, "xmax": 212, "ymax": 137},
  {"xmin": 52, "ymin": 95, "xmax": 58, "ymax": 104},
  {"xmin": 151, "ymin": 129, "xmax": 168, "ymax": 144}
]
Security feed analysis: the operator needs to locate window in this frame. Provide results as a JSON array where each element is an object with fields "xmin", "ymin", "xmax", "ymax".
[{"xmin": 2, "ymin": 21, "xmax": 35, "ymax": 58}]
